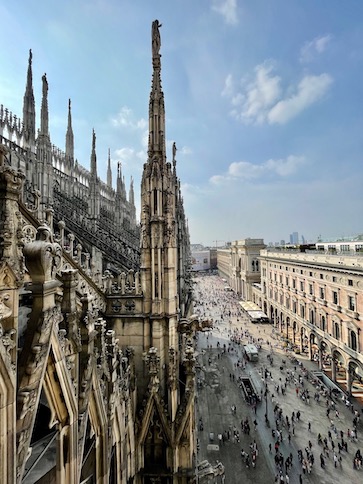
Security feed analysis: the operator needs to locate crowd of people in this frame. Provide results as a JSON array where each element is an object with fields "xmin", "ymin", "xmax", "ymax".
[{"xmin": 194, "ymin": 273, "xmax": 363, "ymax": 483}]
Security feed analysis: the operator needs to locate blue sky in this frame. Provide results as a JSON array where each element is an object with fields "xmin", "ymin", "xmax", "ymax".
[{"xmin": 1, "ymin": 0, "xmax": 363, "ymax": 246}]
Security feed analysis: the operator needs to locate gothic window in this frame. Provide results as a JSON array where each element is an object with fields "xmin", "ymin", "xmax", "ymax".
[
  {"xmin": 252, "ymin": 260, "xmax": 255, "ymax": 271},
  {"xmin": 256, "ymin": 260, "xmax": 259, "ymax": 271}
]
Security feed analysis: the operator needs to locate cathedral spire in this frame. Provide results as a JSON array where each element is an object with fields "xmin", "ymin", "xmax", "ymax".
[
  {"xmin": 40, "ymin": 73, "xmax": 49, "ymax": 137},
  {"xmin": 148, "ymin": 20, "xmax": 166, "ymax": 163},
  {"xmin": 90, "ymin": 129, "xmax": 97, "ymax": 177},
  {"xmin": 65, "ymin": 99, "xmax": 74, "ymax": 160},
  {"xmin": 22, "ymin": 49, "xmax": 36, "ymax": 144},
  {"xmin": 107, "ymin": 148, "xmax": 112, "ymax": 188},
  {"xmin": 116, "ymin": 161, "xmax": 122, "ymax": 195},
  {"xmin": 129, "ymin": 176, "xmax": 134, "ymax": 206}
]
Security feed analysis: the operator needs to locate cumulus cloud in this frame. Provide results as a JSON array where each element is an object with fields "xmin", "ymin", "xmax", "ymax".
[
  {"xmin": 300, "ymin": 35, "xmax": 332, "ymax": 63},
  {"xmin": 210, "ymin": 155, "xmax": 305, "ymax": 184},
  {"xmin": 111, "ymin": 106, "xmax": 147, "ymax": 130},
  {"xmin": 222, "ymin": 63, "xmax": 333, "ymax": 125},
  {"xmin": 211, "ymin": 0, "xmax": 238, "ymax": 25},
  {"xmin": 114, "ymin": 147, "xmax": 135, "ymax": 165},
  {"xmin": 268, "ymin": 74, "xmax": 333, "ymax": 124}
]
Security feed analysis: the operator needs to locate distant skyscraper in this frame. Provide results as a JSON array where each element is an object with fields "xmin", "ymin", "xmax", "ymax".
[
  {"xmin": 290, "ymin": 232, "xmax": 299, "ymax": 244},
  {"xmin": 301, "ymin": 234, "xmax": 306, "ymax": 244}
]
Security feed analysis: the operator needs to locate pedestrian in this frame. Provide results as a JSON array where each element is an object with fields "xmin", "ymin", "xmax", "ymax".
[{"xmin": 308, "ymin": 422, "xmax": 311, "ymax": 432}]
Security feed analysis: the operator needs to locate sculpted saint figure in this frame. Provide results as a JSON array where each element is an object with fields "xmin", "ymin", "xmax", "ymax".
[
  {"xmin": 172, "ymin": 142, "xmax": 177, "ymax": 161},
  {"xmin": 42, "ymin": 73, "xmax": 48, "ymax": 98},
  {"xmin": 152, "ymin": 20, "xmax": 162, "ymax": 57}
]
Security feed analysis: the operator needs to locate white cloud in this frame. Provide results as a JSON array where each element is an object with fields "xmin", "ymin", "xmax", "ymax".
[
  {"xmin": 111, "ymin": 106, "xmax": 147, "ymax": 130},
  {"xmin": 114, "ymin": 147, "xmax": 135, "ymax": 166},
  {"xmin": 223, "ymin": 63, "xmax": 333, "ymax": 125},
  {"xmin": 211, "ymin": 0, "xmax": 238, "ymax": 25},
  {"xmin": 268, "ymin": 74, "xmax": 333, "ymax": 124},
  {"xmin": 221, "ymin": 73, "xmax": 234, "ymax": 97},
  {"xmin": 209, "ymin": 155, "xmax": 305, "ymax": 184},
  {"xmin": 234, "ymin": 63, "xmax": 281, "ymax": 124},
  {"xmin": 300, "ymin": 35, "xmax": 332, "ymax": 63},
  {"xmin": 179, "ymin": 145, "xmax": 192, "ymax": 155}
]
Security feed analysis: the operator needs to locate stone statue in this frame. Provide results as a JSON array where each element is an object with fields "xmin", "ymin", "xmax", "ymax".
[
  {"xmin": 152, "ymin": 20, "xmax": 162, "ymax": 57},
  {"xmin": 172, "ymin": 142, "xmax": 177, "ymax": 162},
  {"xmin": 42, "ymin": 73, "xmax": 48, "ymax": 98}
]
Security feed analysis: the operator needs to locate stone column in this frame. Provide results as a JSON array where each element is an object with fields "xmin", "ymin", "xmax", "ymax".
[
  {"xmin": 58, "ymin": 220, "xmax": 66, "ymax": 248},
  {"xmin": 16, "ymin": 225, "xmax": 62, "ymax": 481},
  {"xmin": 0, "ymin": 161, "xmax": 25, "ymax": 484},
  {"xmin": 318, "ymin": 347, "xmax": 323, "ymax": 370},
  {"xmin": 68, "ymin": 233, "xmax": 75, "ymax": 256},
  {"xmin": 331, "ymin": 358, "xmax": 337, "ymax": 382},
  {"xmin": 346, "ymin": 368, "xmax": 353, "ymax": 396}
]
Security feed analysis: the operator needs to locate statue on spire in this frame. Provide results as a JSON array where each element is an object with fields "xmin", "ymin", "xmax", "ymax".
[
  {"xmin": 172, "ymin": 142, "xmax": 177, "ymax": 162},
  {"xmin": 152, "ymin": 20, "xmax": 162, "ymax": 58},
  {"xmin": 42, "ymin": 73, "xmax": 48, "ymax": 99}
]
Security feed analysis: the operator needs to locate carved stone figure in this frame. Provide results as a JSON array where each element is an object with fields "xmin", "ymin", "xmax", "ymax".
[{"xmin": 152, "ymin": 20, "xmax": 162, "ymax": 57}]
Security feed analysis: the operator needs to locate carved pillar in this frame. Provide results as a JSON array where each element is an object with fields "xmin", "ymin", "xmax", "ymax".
[
  {"xmin": 68, "ymin": 233, "xmax": 75, "ymax": 256},
  {"xmin": 45, "ymin": 207, "xmax": 54, "ymax": 231},
  {"xmin": 331, "ymin": 358, "xmax": 337, "ymax": 382},
  {"xmin": 318, "ymin": 347, "xmax": 323, "ymax": 370},
  {"xmin": 76, "ymin": 244, "xmax": 82, "ymax": 264},
  {"xmin": 16, "ymin": 225, "xmax": 62, "ymax": 481},
  {"xmin": 58, "ymin": 220, "xmax": 65, "ymax": 248},
  {"xmin": 0, "ymin": 161, "xmax": 25, "ymax": 484},
  {"xmin": 346, "ymin": 367, "xmax": 353, "ymax": 396}
]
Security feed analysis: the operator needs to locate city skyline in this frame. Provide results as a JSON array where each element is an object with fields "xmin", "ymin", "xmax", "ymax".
[{"xmin": 1, "ymin": 0, "xmax": 363, "ymax": 246}]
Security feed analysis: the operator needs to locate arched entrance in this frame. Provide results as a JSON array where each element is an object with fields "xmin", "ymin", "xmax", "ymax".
[
  {"xmin": 300, "ymin": 327, "xmax": 308, "ymax": 355},
  {"xmin": 310, "ymin": 333, "xmax": 319, "ymax": 362},
  {"xmin": 331, "ymin": 349, "xmax": 345, "ymax": 384},
  {"xmin": 347, "ymin": 361, "xmax": 363, "ymax": 397},
  {"xmin": 320, "ymin": 340, "xmax": 331, "ymax": 372}
]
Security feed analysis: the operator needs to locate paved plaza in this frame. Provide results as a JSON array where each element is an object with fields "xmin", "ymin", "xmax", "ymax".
[{"xmin": 194, "ymin": 274, "xmax": 362, "ymax": 484}]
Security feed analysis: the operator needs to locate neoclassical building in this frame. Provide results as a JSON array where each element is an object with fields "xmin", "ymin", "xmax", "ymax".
[
  {"xmin": 217, "ymin": 239, "xmax": 266, "ymax": 299},
  {"xmin": 252, "ymin": 247, "xmax": 363, "ymax": 398},
  {"xmin": 0, "ymin": 21, "xmax": 196, "ymax": 484},
  {"xmin": 217, "ymin": 241, "xmax": 363, "ymax": 398}
]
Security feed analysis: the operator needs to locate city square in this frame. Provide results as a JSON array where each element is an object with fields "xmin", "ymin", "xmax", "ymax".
[{"xmin": 194, "ymin": 273, "xmax": 362, "ymax": 484}]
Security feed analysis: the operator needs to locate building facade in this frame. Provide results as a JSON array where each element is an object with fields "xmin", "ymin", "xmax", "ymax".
[
  {"xmin": 252, "ymin": 248, "xmax": 363, "ymax": 397},
  {"xmin": 217, "ymin": 239, "xmax": 265, "ymax": 300},
  {"xmin": 0, "ymin": 21, "xmax": 196, "ymax": 484}
]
